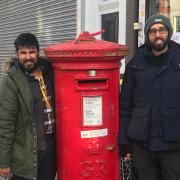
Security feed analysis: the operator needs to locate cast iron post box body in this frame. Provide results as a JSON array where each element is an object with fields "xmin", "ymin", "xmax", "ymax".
[{"xmin": 44, "ymin": 31, "xmax": 128, "ymax": 180}]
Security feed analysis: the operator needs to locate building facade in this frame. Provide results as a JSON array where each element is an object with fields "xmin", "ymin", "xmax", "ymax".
[
  {"xmin": 1, "ymin": 1, "xmax": 179, "ymax": 76},
  {"xmin": 78, "ymin": 0, "xmax": 128, "ymax": 73},
  {"xmin": 0, "ymin": 0, "xmax": 135, "ymax": 76}
]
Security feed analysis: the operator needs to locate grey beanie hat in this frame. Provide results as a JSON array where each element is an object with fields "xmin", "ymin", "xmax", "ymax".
[{"xmin": 144, "ymin": 15, "xmax": 173, "ymax": 38}]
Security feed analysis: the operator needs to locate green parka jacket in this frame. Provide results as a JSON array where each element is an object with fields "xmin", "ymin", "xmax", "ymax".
[{"xmin": 0, "ymin": 57, "xmax": 52, "ymax": 179}]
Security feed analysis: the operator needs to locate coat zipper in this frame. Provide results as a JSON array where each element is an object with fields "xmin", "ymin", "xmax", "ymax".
[{"xmin": 32, "ymin": 121, "xmax": 37, "ymax": 180}]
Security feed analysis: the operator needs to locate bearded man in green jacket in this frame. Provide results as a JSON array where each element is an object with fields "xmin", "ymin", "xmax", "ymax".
[{"xmin": 0, "ymin": 33, "xmax": 56, "ymax": 180}]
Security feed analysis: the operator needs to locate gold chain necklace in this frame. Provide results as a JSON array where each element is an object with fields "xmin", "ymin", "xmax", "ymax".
[{"xmin": 32, "ymin": 69, "xmax": 52, "ymax": 109}]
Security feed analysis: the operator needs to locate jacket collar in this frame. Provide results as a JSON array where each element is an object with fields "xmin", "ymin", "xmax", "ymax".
[
  {"xmin": 6, "ymin": 57, "xmax": 52, "ymax": 114},
  {"xmin": 8, "ymin": 65, "xmax": 32, "ymax": 114},
  {"xmin": 168, "ymin": 41, "xmax": 180, "ymax": 70},
  {"xmin": 130, "ymin": 40, "xmax": 180, "ymax": 70}
]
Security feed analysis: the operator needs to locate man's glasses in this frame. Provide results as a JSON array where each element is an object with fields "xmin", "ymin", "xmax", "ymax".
[{"xmin": 149, "ymin": 27, "xmax": 168, "ymax": 36}]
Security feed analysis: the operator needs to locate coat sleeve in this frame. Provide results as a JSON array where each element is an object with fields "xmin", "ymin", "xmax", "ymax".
[
  {"xmin": 0, "ymin": 75, "xmax": 18, "ymax": 167},
  {"xmin": 119, "ymin": 62, "xmax": 134, "ymax": 146}
]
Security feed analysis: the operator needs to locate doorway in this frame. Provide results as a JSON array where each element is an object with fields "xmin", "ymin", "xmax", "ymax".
[{"xmin": 101, "ymin": 12, "xmax": 119, "ymax": 43}]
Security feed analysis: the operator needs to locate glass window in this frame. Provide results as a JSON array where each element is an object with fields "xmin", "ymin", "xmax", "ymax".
[
  {"xmin": 173, "ymin": 16, "xmax": 180, "ymax": 32},
  {"xmin": 146, "ymin": 0, "xmax": 170, "ymax": 18},
  {"xmin": 147, "ymin": 0, "xmax": 180, "ymax": 33}
]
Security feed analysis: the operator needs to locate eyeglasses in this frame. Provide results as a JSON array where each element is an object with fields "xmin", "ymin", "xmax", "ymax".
[{"xmin": 149, "ymin": 27, "xmax": 168, "ymax": 36}]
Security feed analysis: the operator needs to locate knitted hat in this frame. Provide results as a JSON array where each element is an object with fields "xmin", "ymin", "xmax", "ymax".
[{"xmin": 144, "ymin": 15, "xmax": 173, "ymax": 38}]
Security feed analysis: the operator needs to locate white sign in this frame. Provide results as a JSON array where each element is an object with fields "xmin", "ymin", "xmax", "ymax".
[
  {"xmin": 171, "ymin": 32, "xmax": 180, "ymax": 44},
  {"xmin": 83, "ymin": 96, "xmax": 102, "ymax": 126},
  {"xmin": 81, "ymin": 128, "xmax": 108, "ymax": 138}
]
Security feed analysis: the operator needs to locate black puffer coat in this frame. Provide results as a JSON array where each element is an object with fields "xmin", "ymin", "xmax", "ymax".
[{"xmin": 119, "ymin": 40, "xmax": 180, "ymax": 151}]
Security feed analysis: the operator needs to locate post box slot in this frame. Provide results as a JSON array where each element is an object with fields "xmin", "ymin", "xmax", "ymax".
[{"xmin": 77, "ymin": 79, "xmax": 108, "ymax": 90}]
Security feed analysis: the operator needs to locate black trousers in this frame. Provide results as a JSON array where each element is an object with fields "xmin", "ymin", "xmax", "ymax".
[
  {"xmin": 132, "ymin": 143, "xmax": 180, "ymax": 180},
  {"xmin": 11, "ymin": 147, "xmax": 56, "ymax": 180}
]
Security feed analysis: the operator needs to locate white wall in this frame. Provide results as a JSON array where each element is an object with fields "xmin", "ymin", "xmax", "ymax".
[
  {"xmin": 85, "ymin": 0, "xmax": 101, "ymax": 33},
  {"xmin": 78, "ymin": 0, "xmax": 127, "ymax": 73},
  {"xmin": 118, "ymin": 0, "xmax": 126, "ymax": 45},
  {"xmin": 138, "ymin": 0, "xmax": 146, "ymax": 46},
  {"xmin": 77, "ymin": 0, "xmax": 82, "ymax": 36},
  {"xmin": 118, "ymin": 0, "xmax": 126, "ymax": 73},
  {"xmin": 78, "ymin": 0, "xmax": 126, "ymax": 41}
]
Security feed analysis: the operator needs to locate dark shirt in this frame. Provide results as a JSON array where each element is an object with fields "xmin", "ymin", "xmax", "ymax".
[{"xmin": 16, "ymin": 60, "xmax": 55, "ymax": 151}]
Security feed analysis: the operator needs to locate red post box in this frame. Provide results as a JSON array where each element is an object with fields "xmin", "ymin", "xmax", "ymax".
[{"xmin": 44, "ymin": 31, "xmax": 128, "ymax": 180}]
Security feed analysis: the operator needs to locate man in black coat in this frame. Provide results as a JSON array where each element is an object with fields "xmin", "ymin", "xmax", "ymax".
[{"xmin": 119, "ymin": 15, "xmax": 180, "ymax": 180}]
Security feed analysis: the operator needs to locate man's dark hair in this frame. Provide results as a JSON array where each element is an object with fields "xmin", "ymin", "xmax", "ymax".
[{"xmin": 14, "ymin": 33, "xmax": 39, "ymax": 52}]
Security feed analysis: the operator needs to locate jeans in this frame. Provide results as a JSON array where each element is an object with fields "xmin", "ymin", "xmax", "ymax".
[{"xmin": 132, "ymin": 143, "xmax": 180, "ymax": 180}]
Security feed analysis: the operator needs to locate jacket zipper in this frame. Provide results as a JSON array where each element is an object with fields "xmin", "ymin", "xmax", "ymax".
[{"xmin": 32, "ymin": 121, "xmax": 37, "ymax": 180}]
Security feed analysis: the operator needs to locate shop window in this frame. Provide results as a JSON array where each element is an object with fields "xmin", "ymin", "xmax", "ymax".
[
  {"xmin": 173, "ymin": 16, "xmax": 180, "ymax": 32},
  {"xmin": 159, "ymin": 0, "xmax": 170, "ymax": 17},
  {"xmin": 145, "ymin": 0, "xmax": 180, "ymax": 43},
  {"xmin": 146, "ymin": 0, "xmax": 180, "ymax": 26},
  {"xmin": 146, "ymin": 0, "xmax": 170, "ymax": 18}
]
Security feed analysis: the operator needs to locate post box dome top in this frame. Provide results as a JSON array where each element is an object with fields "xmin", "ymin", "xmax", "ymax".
[{"xmin": 44, "ymin": 30, "xmax": 129, "ymax": 59}]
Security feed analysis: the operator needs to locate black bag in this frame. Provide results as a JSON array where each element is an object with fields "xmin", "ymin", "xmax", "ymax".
[{"xmin": 120, "ymin": 158, "xmax": 136, "ymax": 180}]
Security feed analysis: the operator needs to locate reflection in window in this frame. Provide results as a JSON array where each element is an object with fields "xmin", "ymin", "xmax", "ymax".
[
  {"xmin": 159, "ymin": 0, "xmax": 170, "ymax": 17},
  {"xmin": 170, "ymin": 0, "xmax": 180, "ymax": 32},
  {"xmin": 173, "ymin": 16, "xmax": 180, "ymax": 32},
  {"xmin": 146, "ymin": 0, "xmax": 170, "ymax": 18}
]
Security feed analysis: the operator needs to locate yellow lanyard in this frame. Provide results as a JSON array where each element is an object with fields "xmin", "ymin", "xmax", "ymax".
[{"xmin": 33, "ymin": 70, "xmax": 52, "ymax": 109}]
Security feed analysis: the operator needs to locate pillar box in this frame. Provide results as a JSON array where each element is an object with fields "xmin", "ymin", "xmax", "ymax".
[{"xmin": 44, "ymin": 31, "xmax": 128, "ymax": 180}]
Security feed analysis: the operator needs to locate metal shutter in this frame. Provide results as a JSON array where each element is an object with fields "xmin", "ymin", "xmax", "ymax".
[{"xmin": 0, "ymin": 0, "xmax": 77, "ymax": 77}]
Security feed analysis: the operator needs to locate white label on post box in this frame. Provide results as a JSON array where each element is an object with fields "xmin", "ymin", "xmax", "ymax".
[
  {"xmin": 83, "ymin": 96, "xmax": 102, "ymax": 126},
  {"xmin": 81, "ymin": 128, "xmax": 108, "ymax": 138}
]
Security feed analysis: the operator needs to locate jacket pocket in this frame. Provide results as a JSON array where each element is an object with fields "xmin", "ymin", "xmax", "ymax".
[
  {"xmin": 163, "ymin": 108, "xmax": 180, "ymax": 141},
  {"xmin": 127, "ymin": 108, "xmax": 150, "ymax": 141}
]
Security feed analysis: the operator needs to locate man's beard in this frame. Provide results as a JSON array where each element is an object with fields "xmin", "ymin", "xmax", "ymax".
[
  {"xmin": 18, "ymin": 60, "xmax": 39, "ymax": 73},
  {"xmin": 23, "ymin": 60, "xmax": 37, "ymax": 72},
  {"xmin": 147, "ymin": 37, "xmax": 169, "ymax": 52}
]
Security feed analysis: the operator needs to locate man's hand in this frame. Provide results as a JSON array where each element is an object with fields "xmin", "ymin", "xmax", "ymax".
[
  {"xmin": 0, "ymin": 167, "xmax": 11, "ymax": 179},
  {"xmin": 119, "ymin": 145, "xmax": 132, "ymax": 160},
  {"xmin": 123, "ymin": 153, "xmax": 131, "ymax": 160}
]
